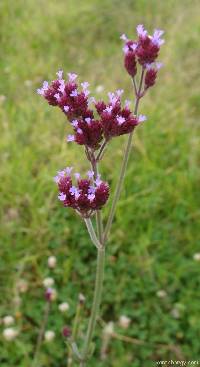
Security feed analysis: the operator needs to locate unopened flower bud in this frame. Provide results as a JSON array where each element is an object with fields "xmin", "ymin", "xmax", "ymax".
[
  {"xmin": 124, "ymin": 51, "xmax": 137, "ymax": 77},
  {"xmin": 3, "ymin": 316, "xmax": 14, "ymax": 326},
  {"xmin": 45, "ymin": 287, "xmax": 57, "ymax": 302},
  {"xmin": 145, "ymin": 68, "xmax": 157, "ymax": 88},
  {"xmin": 119, "ymin": 315, "xmax": 131, "ymax": 329},
  {"xmin": 62, "ymin": 326, "xmax": 71, "ymax": 338},
  {"xmin": 78, "ymin": 293, "xmax": 86, "ymax": 305},
  {"xmin": 48, "ymin": 256, "xmax": 57, "ymax": 268}
]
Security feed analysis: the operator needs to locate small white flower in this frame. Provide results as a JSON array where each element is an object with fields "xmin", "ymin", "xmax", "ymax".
[
  {"xmin": 58, "ymin": 302, "xmax": 70, "ymax": 312},
  {"xmin": 3, "ymin": 328, "xmax": 18, "ymax": 341},
  {"xmin": 44, "ymin": 330, "xmax": 55, "ymax": 342},
  {"xmin": 119, "ymin": 315, "xmax": 131, "ymax": 329},
  {"xmin": 43, "ymin": 277, "xmax": 55, "ymax": 288},
  {"xmin": 3, "ymin": 316, "xmax": 14, "ymax": 326},
  {"xmin": 96, "ymin": 85, "xmax": 104, "ymax": 93},
  {"xmin": 193, "ymin": 253, "xmax": 200, "ymax": 261},
  {"xmin": 156, "ymin": 289, "xmax": 167, "ymax": 298},
  {"xmin": 48, "ymin": 256, "xmax": 57, "ymax": 269},
  {"xmin": 103, "ymin": 322, "xmax": 114, "ymax": 335}
]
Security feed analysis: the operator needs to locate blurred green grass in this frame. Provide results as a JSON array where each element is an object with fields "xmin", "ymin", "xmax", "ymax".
[{"xmin": 0, "ymin": 0, "xmax": 200, "ymax": 365}]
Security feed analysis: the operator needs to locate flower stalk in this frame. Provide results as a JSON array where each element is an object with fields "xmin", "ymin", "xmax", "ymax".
[
  {"xmin": 103, "ymin": 69, "xmax": 144, "ymax": 243},
  {"xmin": 82, "ymin": 246, "xmax": 105, "ymax": 365}
]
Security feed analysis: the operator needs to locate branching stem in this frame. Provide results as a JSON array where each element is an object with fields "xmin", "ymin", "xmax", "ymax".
[{"xmin": 103, "ymin": 69, "xmax": 145, "ymax": 242}]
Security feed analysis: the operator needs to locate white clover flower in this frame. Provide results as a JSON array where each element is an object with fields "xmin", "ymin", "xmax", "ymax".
[
  {"xmin": 43, "ymin": 277, "xmax": 55, "ymax": 288},
  {"xmin": 3, "ymin": 328, "xmax": 18, "ymax": 341},
  {"xmin": 119, "ymin": 315, "xmax": 131, "ymax": 329},
  {"xmin": 103, "ymin": 322, "xmax": 114, "ymax": 336},
  {"xmin": 44, "ymin": 330, "xmax": 55, "ymax": 342},
  {"xmin": 47, "ymin": 256, "xmax": 57, "ymax": 269},
  {"xmin": 193, "ymin": 253, "xmax": 200, "ymax": 261},
  {"xmin": 96, "ymin": 85, "xmax": 104, "ymax": 93},
  {"xmin": 58, "ymin": 302, "xmax": 70, "ymax": 312},
  {"xmin": 3, "ymin": 316, "xmax": 14, "ymax": 326},
  {"xmin": 156, "ymin": 289, "xmax": 167, "ymax": 298}
]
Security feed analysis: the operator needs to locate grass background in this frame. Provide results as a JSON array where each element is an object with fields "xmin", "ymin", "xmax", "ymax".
[{"xmin": 0, "ymin": 0, "xmax": 200, "ymax": 366}]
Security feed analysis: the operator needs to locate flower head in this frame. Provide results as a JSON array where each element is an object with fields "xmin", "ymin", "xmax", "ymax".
[
  {"xmin": 48, "ymin": 256, "xmax": 57, "ymax": 269},
  {"xmin": 45, "ymin": 330, "xmax": 55, "ymax": 342},
  {"xmin": 58, "ymin": 302, "xmax": 70, "ymax": 312},
  {"xmin": 96, "ymin": 92, "xmax": 141, "ymax": 140},
  {"xmin": 55, "ymin": 170, "xmax": 109, "ymax": 217},
  {"xmin": 119, "ymin": 315, "xmax": 131, "ymax": 329},
  {"xmin": 122, "ymin": 24, "xmax": 164, "ymax": 83},
  {"xmin": 3, "ymin": 316, "xmax": 15, "ymax": 326},
  {"xmin": 3, "ymin": 328, "xmax": 18, "ymax": 341}
]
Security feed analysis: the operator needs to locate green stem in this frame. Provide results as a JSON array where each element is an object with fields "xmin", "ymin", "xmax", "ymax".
[
  {"xmin": 90, "ymin": 153, "xmax": 104, "ymax": 244},
  {"xmin": 84, "ymin": 218, "xmax": 101, "ymax": 249},
  {"xmin": 82, "ymin": 246, "xmax": 105, "ymax": 364},
  {"xmin": 32, "ymin": 302, "xmax": 50, "ymax": 367},
  {"xmin": 103, "ymin": 70, "xmax": 145, "ymax": 242}
]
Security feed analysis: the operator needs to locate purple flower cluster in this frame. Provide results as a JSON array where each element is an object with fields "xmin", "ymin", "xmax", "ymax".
[
  {"xmin": 37, "ymin": 74, "xmax": 145, "ymax": 150},
  {"xmin": 37, "ymin": 24, "xmax": 164, "ymax": 217},
  {"xmin": 121, "ymin": 24, "xmax": 164, "ymax": 89},
  {"xmin": 54, "ymin": 167, "xmax": 109, "ymax": 217}
]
